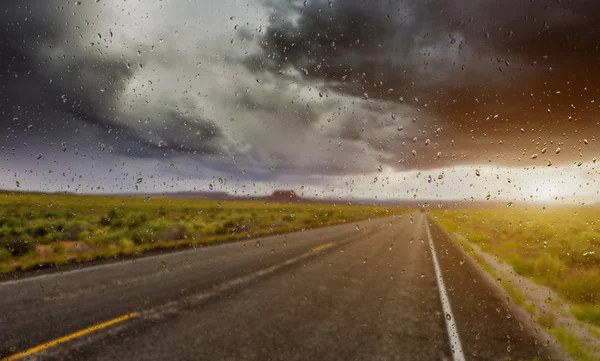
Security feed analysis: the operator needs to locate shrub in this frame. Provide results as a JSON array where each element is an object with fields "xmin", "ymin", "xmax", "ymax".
[
  {"xmin": 121, "ymin": 239, "xmax": 136, "ymax": 248},
  {"xmin": 51, "ymin": 242, "xmax": 66, "ymax": 254},
  {"xmin": 125, "ymin": 212, "xmax": 148, "ymax": 229},
  {"xmin": 62, "ymin": 221, "xmax": 86, "ymax": 241},
  {"xmin": 154, "ymin": 225, "xmax": 187, "ymax": 241},
  {"xmin": 2, "ymin": 238, "xmax": 35, "ymax": 257},
  {"xmin": 63, "ymin": 210, "xmax": 76, "ymax": 220},
  {"xmin": 0, "ymin": 217, "xmax": 19, "ymax": 228},
  {"xmin": 26, "ymin": 221, "xmax": 50, "ymax": 238},
  {"xmin": 187, "ymin": 220, "xmax": 207, "ymax": 232},
  {"xmin": 93, "ymin": 229, "xmax": 128, "ymax": 245},
  {"xmin": 0, "ymin": 246, "xmax": 12, "ymax": 262},
  {"xmin": 215, "ymin": 220, "xmax": 236, "ymax": 235},
  {"xmin": 129, "ymin": 228, "xmax": 145, "ymax": 244},
  {"xmin": 138, "ymin": 220, "xmax": 189, "ymax": 242},
  {"xmin": 99, "ymin": 208, "xmax": 123, "ymax": 227}
]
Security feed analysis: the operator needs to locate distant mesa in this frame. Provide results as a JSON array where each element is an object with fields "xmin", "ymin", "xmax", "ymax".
[{"xmin": 269, "ymin": 190, "xmax": 300, "ymax": 202}]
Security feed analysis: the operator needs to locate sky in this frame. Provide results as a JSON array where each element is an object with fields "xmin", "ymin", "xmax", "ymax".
[{"xmin": 1, "ymin": 0, "xmax": 600, "ymax": 203}]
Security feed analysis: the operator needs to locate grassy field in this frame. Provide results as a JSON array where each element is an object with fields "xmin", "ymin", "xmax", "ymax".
[
  {"xmin": 431, "ymin": 207, "xmax": 600, "ymax": 329},
  {"xmin": 0, "ymin": 192, "xmax": 405, "ymax": 273}
]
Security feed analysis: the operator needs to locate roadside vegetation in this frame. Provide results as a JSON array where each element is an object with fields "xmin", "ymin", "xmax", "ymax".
[
  {"xmin": 0, "ymin": 191, "xmax": 405, "ymax": 273},
  {"xmin": 431, "ymin": 207, "xmax": 600, "ymax": 330}
]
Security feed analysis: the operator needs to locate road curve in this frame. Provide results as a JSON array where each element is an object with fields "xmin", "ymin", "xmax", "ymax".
[{"xmin": 0, "ymin": 212, "xmax": 561, "ymax": 361}]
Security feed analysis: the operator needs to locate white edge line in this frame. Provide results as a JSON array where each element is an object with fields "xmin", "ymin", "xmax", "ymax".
[{"xmin": 425, "ymin": 217, "xmax": 466, "ymax": 361}]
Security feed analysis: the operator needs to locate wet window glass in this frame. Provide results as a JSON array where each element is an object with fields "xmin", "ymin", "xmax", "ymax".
[{"xmin": 1, "ymin": 1, "xmax": 599, "ymax": 360}]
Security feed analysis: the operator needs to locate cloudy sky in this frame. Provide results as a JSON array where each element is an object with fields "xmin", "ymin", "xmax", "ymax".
[{"xmin": 1, "ymin": 0, "xmax": 599, "ymax": 203}]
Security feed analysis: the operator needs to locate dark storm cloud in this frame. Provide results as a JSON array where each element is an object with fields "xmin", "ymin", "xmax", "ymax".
[
  {"xmin": 136, "ymin": 112, "xmax": 226, "ymax": 157},
  {"xmin": 3, "ymin": 0, "xmax": 600, "ymax": 194},
  {"xmin": 0, "ymin": 0, "xmax": 230, "ymax": 164},
  {"xmin": 237, "ymin": 87, "xmax": 318, "ymax": 126},
  {"xmin": 249, "ymin": 0, "xmax": 600, "ymax": 169}
]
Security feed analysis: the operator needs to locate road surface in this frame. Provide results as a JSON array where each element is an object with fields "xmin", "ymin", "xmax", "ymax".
[{"xmin": 0, "ymin": 212, "xmax": 561, "ymax": 360}]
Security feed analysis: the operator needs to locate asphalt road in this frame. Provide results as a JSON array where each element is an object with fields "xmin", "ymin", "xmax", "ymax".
[{"xmin": 0, "ymin": 212, "xmax": 562, "ymax": 361}]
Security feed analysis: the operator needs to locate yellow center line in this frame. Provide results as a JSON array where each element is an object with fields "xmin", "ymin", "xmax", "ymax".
[
  {"xmin": 311, "ymin": 242, "xmax": 334, "ymax": 252},
  {"xmin": 2, "ymin": 312, "xmax": 140, "ymax": 361}
]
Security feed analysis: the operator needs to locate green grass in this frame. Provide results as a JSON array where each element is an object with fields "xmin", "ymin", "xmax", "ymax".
[
  {"xmin": 551, "ymin": 328, "xmax": 595, "ymax": 361},
  {"xmin": 0, "ymin": 191, "xmax": 407, "ymax": 273},
  {"xmin": 456, "ymin": 239, "xmax": 538, "ymax": 315},
  {"xmin": 571, "ymin": 305, "xmax": 600, "ymax": 327},
  {"xmin": 537, "ymin": 313, "xmax": 556, "ymax": 330},
  {"xmin": 431, "ymin": 207, "xmax": 600, "ymax": 328}
]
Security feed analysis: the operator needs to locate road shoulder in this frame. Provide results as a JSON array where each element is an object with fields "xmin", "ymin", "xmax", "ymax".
[{"xmin": 427, "ymin": 215, "xmax": 570, "ymax": 361}]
